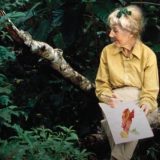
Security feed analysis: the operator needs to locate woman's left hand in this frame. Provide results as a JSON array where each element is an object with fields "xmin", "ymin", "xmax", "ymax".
[{"xmin": 140, "ymin": 104, "xmax": 151, "ymax": 115}]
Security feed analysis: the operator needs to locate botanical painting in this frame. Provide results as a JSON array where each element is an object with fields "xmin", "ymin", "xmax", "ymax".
[{"xmin": 99, "ymin": 101, "xmax": 153, "ymax": 144}]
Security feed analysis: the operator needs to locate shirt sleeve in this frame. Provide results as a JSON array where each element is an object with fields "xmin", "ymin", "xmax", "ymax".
[
  {"xmin": 95, "ymin": 48, "xmax": 113, "ymax": 102},
  {"xmin": 139, "ymin": 53, "xmax": 159, "ymax": 112}
]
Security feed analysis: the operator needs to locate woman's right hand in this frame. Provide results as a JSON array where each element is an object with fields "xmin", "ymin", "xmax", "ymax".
[{"xmin": 101, "ymin": 93, "xmax": 122, "ymax": 108}]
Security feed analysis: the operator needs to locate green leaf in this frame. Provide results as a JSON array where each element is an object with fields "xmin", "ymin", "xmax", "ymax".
[
  {"xmin": 32, "ymin": 19, "xmax": 51, "ymax": 41},
  {"xmin": 52, "ymin": 8, "xmax": 64, "ymax": 27},
  {"xmin": 15, "ymin": 2, "xmax": 42, "ymax": 24},
  {"xmin": 0, "ymin": 95, "xmax": 11, "ymax": 106},
  {"xmin": 53, "ymin": 33, "xmax": 65, "ymax": 49},
  {"xmin": 12, "ymin": 124, "xmax": 24, "ymax": 135},
  {"xmin": 6, "ymin": 11, "xmax": 26, "ymax": 20},
  {"xmin": 0, "ymin": 107, "xmax": 12, "ymax": 123},
  {"xmin": 0, "ymin": 46, "xmax": 16, "ymax": 67},
  {"xmin": 66, "ymin": 132, "xmax": 78, "ymax": 141},
  {"xmin": 0, "ymin": 74, "xmax": 7, "ymax": 82},
  {"xmin": 0, "ymin": 86, "xmax": 12, "ymax": 95},
  {"xmin": 117, "ymin": 0, "xmax": 127, "ymax": 6},
  {"xmin": 0, "ymin": 105, "xmax": 27, "ymax": 124},
  {"xmin": 152, "ymin": 44, "xmax": 160, "ymax": 52},
  {"xmin": 92, "ymin": 0, "xmax": 115, "ymax": 23}
]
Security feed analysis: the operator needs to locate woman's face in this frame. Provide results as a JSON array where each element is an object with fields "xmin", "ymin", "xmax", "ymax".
[{"xmin": 109, "ymin": 25, "xmax": 133, "ymax": 48}]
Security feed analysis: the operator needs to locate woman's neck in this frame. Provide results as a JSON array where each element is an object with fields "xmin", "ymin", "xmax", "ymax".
[{"xmin": 122, "ymin": 38, "xmax": 137, "ymax": 57}]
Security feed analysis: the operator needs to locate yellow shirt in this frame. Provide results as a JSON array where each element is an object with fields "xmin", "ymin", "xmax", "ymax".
[{"xmin": 95, "ymin": 40, "xmax": 159, "ymax": 111}]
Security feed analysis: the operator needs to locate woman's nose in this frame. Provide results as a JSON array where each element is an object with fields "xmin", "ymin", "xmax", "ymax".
[{"xmin": 109, "ymin": 29, "xmax": 114, "ymax": 38}]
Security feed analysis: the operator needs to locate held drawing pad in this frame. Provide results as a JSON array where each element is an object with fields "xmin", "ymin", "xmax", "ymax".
[{"xmin": 99, "ymin": 101, "xmax": 153, "ymax": 144}]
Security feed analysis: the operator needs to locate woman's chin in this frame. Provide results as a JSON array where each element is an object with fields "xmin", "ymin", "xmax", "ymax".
[{"xmin": 114, "ymin": 42, "xmax": 121, "ymax": 47}]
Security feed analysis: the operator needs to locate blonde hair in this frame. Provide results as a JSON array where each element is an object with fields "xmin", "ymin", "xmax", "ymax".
[{"xmin": 108, "ymin": 5, "xmax": 144, "ymax": 37}]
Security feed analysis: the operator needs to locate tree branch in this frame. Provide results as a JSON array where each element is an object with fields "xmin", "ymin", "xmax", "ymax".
[
  {"xmin": 0, "ymin": 10, "xmax": 94, "ymax": 91},
  {"xmin": 131, "ymin": 1, "xmax": 160, "ymax": 6}
]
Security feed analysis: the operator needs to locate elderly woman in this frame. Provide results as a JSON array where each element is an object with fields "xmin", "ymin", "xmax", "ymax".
[{"xmin": 95, "ymin": 5, "xmax": 159, "ymax": 160}]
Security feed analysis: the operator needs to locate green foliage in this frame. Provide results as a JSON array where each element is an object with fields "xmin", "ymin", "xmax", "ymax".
[
  {"xmin": 117, "ymin": 0, "xmax": 127, "ymax": 6},
  {"xmin": 0, "ymin": 54, "xmax": 89, "ymax": 160},
  {"xmin": 0, "ymin": 74, "xmax": 13, "ymax": 95},
  {"xmin": 0, "ymin": 30, "xmax": 13, "ymax": 42},
  {"xmin": 145, "ymin": 141, "xmax": 160, "ymax": 160},
  {"xmin": 0, "ymin": 125, "xmax": 90, "ymax": 160},
  {"xmin": 0, "ymin": 95, "xmax": 11, "ymax": 106},
  {"xmin": 0, "ymin": 73, "xmax": 27, "ymax": 127},
  {"xmin": 0, "ymin": 12, "xmax": 26, "ymax": 30},
  {"xmin": 147, "ymin": 146, "xmax": 159, "ymax": 160},
  {"xmin": 0, "ymin": 0, "xmax": 29, "ymax": 11},
  {"xmin": 91, "ymin": 0, "xmax": 115, "ymax": 23},
  {"xmin": 0, "ymin": 105, "xmax": 27, "ymax": 125},
  {"xmin": 152, "ymin": 44, "xmax": 160, "ymax": 53},
  {"xmin": 0, "ymin": 46, "xmax": 16, "ymax": 68},
  {"xmin": 0, "ymin": 73, "xmax": 13, "ymax": 109},
  {"xmin": 53, "ymin": 33, "xmax": 65, "ymax": 49}
]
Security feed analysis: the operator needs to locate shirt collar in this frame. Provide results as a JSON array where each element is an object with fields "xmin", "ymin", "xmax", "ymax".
[
  {"xmin": 131, "ymin": 40, "xmax": 141, "ymax": 59},
  {"xmin": 113, "ymin": 40, "xmax": 142, "ymax": 59}
]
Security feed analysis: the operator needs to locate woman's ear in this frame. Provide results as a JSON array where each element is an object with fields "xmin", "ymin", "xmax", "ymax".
[{"xmin": 129, "ymin": 32, "xmax": 137, "ymax": 39}]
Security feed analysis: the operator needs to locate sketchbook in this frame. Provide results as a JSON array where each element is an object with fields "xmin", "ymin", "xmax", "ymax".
[{"xmin": 99, "ymin": 101, "xmax": 153, "ymax": 144}]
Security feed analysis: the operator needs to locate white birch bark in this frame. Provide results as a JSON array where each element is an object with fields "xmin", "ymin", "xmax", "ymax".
[{"xmin": 0, "ymin": 10, "xmax": 94, "ymax": 91}]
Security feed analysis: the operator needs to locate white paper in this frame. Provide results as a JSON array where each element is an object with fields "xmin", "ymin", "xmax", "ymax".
[{"xmin": 99, "ymin": 101, "xmax": 153, "ymax": 144}]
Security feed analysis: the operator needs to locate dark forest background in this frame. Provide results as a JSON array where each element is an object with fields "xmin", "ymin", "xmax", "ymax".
[{"xmin": 0, "ymin": 0, "xmax": 160, "ymax": 159}]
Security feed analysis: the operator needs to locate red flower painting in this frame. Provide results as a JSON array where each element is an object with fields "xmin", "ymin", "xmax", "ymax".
[{"xmin": 120, "ymin": 108, "xmax": 134, "ymax": 138}]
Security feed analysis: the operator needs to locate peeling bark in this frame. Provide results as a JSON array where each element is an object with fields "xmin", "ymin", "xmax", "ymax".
[{"xmin": 0, "ymin": 10, "xmax": 94, "ymax": 91}]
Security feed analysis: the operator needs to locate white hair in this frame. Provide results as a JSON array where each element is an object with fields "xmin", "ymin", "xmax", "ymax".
[{"xmin": 108, "ymin": 5, "xmax": 144, "ymax": 37}]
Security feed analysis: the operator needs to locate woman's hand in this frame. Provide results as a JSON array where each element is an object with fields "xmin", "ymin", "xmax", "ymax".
[
  {"xmin": 140, "ymin": 104, "xmax": 151, "ymax": 115},
  {"xmin": 106, "ymin": 94, "xmax": 119, "ymax": 108},
  {"xmin": 101, "ymin": 93, "xmax": 122, "ymax": 108}
]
